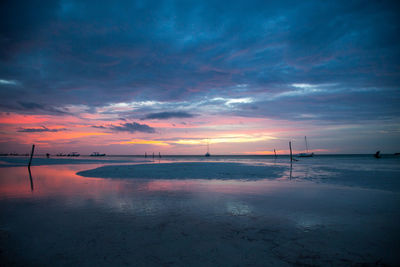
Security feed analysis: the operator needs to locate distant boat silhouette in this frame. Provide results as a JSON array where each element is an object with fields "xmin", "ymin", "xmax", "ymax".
[
  {"xmin": 90, "ymin": 152, "xmax": 106, "ymax": 157},
  {"xmin": 374, "ymin": 151, "xmax": 381, "ymax": 158},
  {"xmin": 205, "ymin": 139, "xmax": 210, "ymax": 157},
  {"xmin": 298, "ymin": 136, "xmax": 314, "ymax": 157}
]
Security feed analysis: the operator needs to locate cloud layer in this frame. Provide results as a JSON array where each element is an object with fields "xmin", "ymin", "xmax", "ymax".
[
  {"xmin": 93, "ymin": 122, "xmax": 155, "ymax": 134},
  {"xmin": 0, "ymin": 0, "xmax": 399, "ymax": 153},
  {"xmin": 18, "ymin": 126, "xmax": 67, "ymax": 133},
  {"xmin": 143, "ymin": 111, "xmax": 195, "ymax": 120}
]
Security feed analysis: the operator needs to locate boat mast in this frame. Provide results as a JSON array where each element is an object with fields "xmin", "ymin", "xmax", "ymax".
[
  {"xmin": 305, "ymin": 136, "xmax": 309, "ymax": 153},
  {"xmin": 207, "ymin": 139, "xmax": 210, "ymax": 154}
]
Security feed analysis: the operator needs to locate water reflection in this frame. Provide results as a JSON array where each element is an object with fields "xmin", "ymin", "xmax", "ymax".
[
  {"xmin": 0, "ymin": 155, "xmax": 397, "ymax": 203},
  {"xmin": 0, "ymin": 161, "xmax": 398, "ymax": 267},
  {"xmin": 0, "ymin": 163, "xmax": 361, "ymax": 228},
  {"xmin": 28, "ymin": 166, "xmax": 34, "ymax": 191},
  {"xmin": 0, "ymin": 164, "xmax": 293, "ymax": 201}
]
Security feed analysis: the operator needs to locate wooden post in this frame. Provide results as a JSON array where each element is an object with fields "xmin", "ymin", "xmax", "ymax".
[
  {"xmin": 289, "ymin": 141, "xmax": 292, "ymax": 162},
  {"xmin": 28, "ymin": 144, "xmax": 35, "ymax": 191},
  {"xmin": 28, "ymin": 144, "xmax": 35, "ymax": 167}
]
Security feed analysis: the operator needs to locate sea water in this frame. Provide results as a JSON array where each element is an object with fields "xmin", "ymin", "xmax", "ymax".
[{"xmin": 0, "ymin": 155, "xmax": 399, "ymax": 265}]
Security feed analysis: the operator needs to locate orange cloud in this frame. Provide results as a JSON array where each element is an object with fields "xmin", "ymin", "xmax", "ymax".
[
  {"xmin": 117, "ymin": 139, "xmax": 170, "ymax": 146},
  {"xmin": 0, "ymin": 113, "xmax": 49, "ymax": 124},
  {"xmin": 17, "ymin": 132, "xmax": 111, "ymax": 144}
]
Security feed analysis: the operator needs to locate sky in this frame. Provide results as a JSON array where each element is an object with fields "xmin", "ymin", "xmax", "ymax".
[{"xmin": 0, "ymin": 0, "xmax": 399, "ymax": 155}]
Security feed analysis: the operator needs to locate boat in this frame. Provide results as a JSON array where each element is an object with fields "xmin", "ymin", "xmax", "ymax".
[
  {"xmin": 90, "ymin": 152, "xmax": 106, "ymax": 157},
  {"xmin": 205, "ymin": 139, "xmax": 211, "ymax": 157},
  {"xmin": 67, "ymin": 152, "xmax": 80, "ymax": 157},
  {"xmin": 298, "ymin": 136, "xmax": 314, "ymax": 157}
]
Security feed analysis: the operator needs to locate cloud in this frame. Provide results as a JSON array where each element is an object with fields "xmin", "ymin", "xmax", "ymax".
[
  {"xmin": 14, "ymin": 102, "xmax": 70, "ymax": 115},
  {"xmin": 0, "ymin": 0, "xmax": 398, "ymax": 128},
  {"xmin": 91, "ymin": 125, "xmax": 107, "ymax": 129},
  {"xmin": 17, "ymin": 126, "xmax": 67, "ymax": 133},
  {"xmin": 143, "ymin": 111, "xmax": 196, "ymax": 120},
  {"xmin": 0, "ymin": 79, "xmax": 18, "ymax": 86},
  {"xmin": 211, "ymin": 97, "xmax": 254, "ymax": 106},
  {"xmin": 111, "ymin": 122, "xmax": 155, "ymax": 133},
  {"xmin": 93, "ymin": 122, "xmax": 155, "ymax": 133}
]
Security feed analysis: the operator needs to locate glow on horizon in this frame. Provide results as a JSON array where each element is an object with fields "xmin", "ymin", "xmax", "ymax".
[
  {"xmin": 1, "ymin": 107, "xmax": 396, "ymax": 155},
  {"xmin": 0, "ymin": 110, "xmax": 305, "ymax": 154},
  {"xmin": 243, "ymin": 148, "xmax": 333, "ymax": 155},
  {"xmin": 174, "ymin": 134, "xmax": 276, "ymax": 145},
  {"xmin": 118, "ymin": 139, "xmax": 170, "ymax": 146}
]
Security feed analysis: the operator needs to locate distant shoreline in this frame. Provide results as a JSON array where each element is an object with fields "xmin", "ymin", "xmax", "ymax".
[{"xmin": 1, "ymin": 153, "xmax": 399, "ymax": 157}]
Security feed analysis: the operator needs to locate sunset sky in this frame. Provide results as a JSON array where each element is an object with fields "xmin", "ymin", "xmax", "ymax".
[{"xmin": 0, "ymin": 0, "xmax": 399, "ymax": 155}]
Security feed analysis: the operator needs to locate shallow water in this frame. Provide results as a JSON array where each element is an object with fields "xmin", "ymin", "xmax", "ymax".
[{"xmin": 0, "ymin": 156, "xmax": 399, "ymax": 266}]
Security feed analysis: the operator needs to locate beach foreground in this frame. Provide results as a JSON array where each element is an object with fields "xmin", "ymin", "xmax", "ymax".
[{"xmin": 0, "ymin": 156, "xmax": 399, "ymax": 266}]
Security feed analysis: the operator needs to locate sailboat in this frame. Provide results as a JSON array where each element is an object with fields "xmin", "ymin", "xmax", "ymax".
[
  {"xmin": 298, "ymin": 136, "xmax": 314, "ymax": 157},
  {"xmin": 205, "ymin": 139, "xmax": 210, "ymax": 157}
]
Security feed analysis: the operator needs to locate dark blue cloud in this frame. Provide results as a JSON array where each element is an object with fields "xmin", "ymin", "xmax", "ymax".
[
  {"xmin": 0, "ymin": 0, "xmax": 399, "ymax": 124},
  {"xmin": 18, "ymin": 126, "xmax": 67, "ymax": 132},
  {"xmin": 143, "ymin": 111, "xmax": 195, "ymax": 120},
  {"xmin": 91, "ymin": 125, "xmax": 107, "ymax": 129},
  {"xmin": 111, "ymin": 122, "xmax": 155, "ymax": 133},
  {"xmin": 17, "ymin": 102, "xmax": 69, "ymax": 114},
  {"xmin": 93, "ymin": 122, "xmax": 155, "ymax": 133},
  {"xmin": 0, "ymin": 101, "xmax": 70, "ymax": 115}
]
